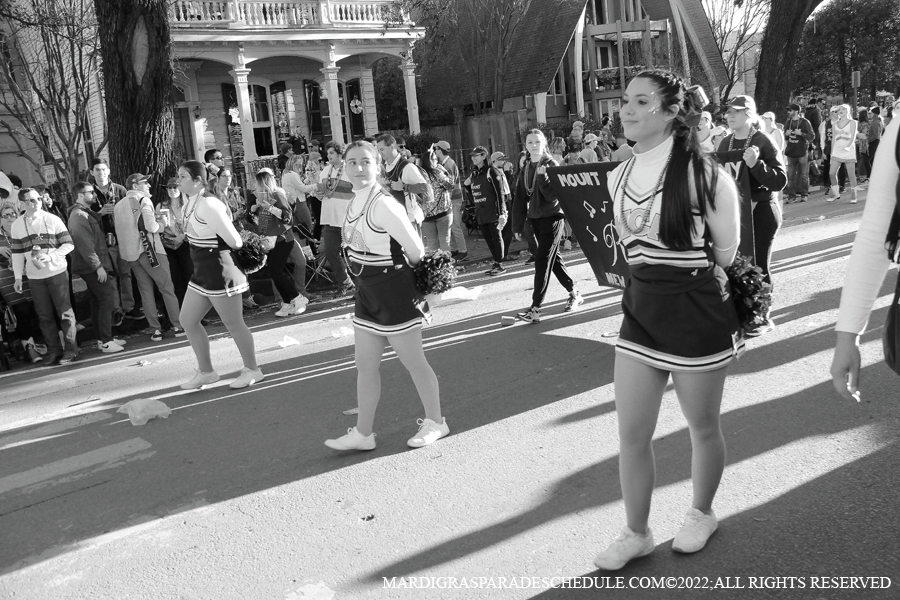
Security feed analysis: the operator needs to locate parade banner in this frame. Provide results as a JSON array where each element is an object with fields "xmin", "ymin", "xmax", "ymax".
[{"xmin": 548, "ymin": 162, "xmax": 630, "ymax": 290}]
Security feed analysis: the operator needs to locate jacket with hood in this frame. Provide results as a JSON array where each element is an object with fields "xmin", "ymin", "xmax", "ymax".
[
  {"xmin": 512, "ymin": 155, "xmax": 562, "ymax": 233},
  {"xmin": 464, "ymin": 163, "xmax": 507, "ymax": 225}
]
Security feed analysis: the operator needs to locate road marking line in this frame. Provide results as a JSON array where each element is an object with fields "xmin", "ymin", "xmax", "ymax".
[
  {"xmin": 0, "ymin": 438, "xmax": 152, "ymax": 496},
  {"xmin": 0, "ymin": 413, "xmax": 113, "ymax": 451}
]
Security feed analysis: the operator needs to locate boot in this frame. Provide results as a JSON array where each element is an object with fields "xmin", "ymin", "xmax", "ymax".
[
  {"xmin": 826, "ymin": 185, "xmax": 839, "ymax": 202},
  {"xmin": 850, "ymin": 187, "xmax": 858, "ymax": 204}
]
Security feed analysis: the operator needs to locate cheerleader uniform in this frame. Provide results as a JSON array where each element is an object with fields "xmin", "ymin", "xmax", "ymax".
[
  {"xmin": 184, "ymin": 194, "xmax": 249, "ymax": 298},
  {"xmin": 342, "ymin": 183, "xmax": 424, "ymax": 336},
  {"xmin": 608, "ymin": 135, "xmax": 744, "ymax": 372}
]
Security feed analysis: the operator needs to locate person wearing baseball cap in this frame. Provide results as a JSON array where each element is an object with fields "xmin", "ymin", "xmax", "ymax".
[
  {"xmin": 114, "ymin": 172, "xmax": 184, "ymax": 343},
  {"xmin": 782, "ymin": 100, "xmax": 815, "ymax": 203},
  {"xmin": 490, "ymin": 151, "xmax": 515, "ymax": 258},
  {"xmin": 581, "ymin": 133, "xmax": 600, "ymax": 163},
  {"xmin": 433, "ymin": 141, "xmax": 467, "ymax": 259},
  {"xmin": 463, "ymin": 146, "xmax": 508, "ymax": 275}
]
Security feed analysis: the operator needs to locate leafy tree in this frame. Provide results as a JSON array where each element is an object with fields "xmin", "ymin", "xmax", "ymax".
[
  {"xmin": 702, "ymin": 0, "xmax": 769, "ymax": 104},
  {"xmin": 794, "ymin": 0, "xmax": 900, "ymax": 105},
  {"xmin": 0, "ymin": 0, "xmax": 104, "ymax": 200},
  {"xmin": 373, "ymin": 56, "xmax": 409, "ymax": 131},
  {"xmin": 93, "ymin": 0, "xmax": 175, "ymax": 189}
]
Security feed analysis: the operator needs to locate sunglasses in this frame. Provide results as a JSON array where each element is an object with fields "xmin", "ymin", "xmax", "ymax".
[
  {"xmin": 213, "ymin": 155, "xmax": 224, "ymax": 160},
  {"xmin": 1, "ymin": 213, "xmax": 16, "ymax": 219}
]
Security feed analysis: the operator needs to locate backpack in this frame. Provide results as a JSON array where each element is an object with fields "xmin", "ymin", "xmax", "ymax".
[{"xmin": 410, "ymin": 164, "xmax": 434, "ymax": 209}]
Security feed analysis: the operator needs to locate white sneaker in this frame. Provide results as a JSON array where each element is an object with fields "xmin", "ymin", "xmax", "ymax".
[
  {"xmin": 325, "ymin": 426, "xmax": 376, "ymax": 451},
  {"xmin": 229, "ymin": 367, "xmax": 265, "ymax": 389},
  {"xmin": 274, "ymin": 303, "xmax": 293, "ymax": 317},
  {"xmin": 291, "ymin": 295, "xmax": 309, "ymax": 315},
  {"xmin": 180, "ymin": 370, "xmax": 220, "ymax": 390},
  {"xmin": 99, "ymin": 341, "xmax": 125, "ymax": 353},
  {"xmin": 407, "ymin": 417, "xmax": 450, "ymax": 448},
  {"xmin": 594, "ymin": 527, "xmax": 655, "ymax": 570},
  {"xmin": 672, "ymin": 508, "xmax": 717, "ymax": 553},
  {"xmin": 112, "ymin": 338, "xmax": 127, "ymax": 346}
]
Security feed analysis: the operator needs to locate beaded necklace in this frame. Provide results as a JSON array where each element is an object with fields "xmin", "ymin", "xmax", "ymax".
[
  {"xmin": 618, "ymin": 147, "xmax": 672, "ymax": 236},
  {"xmin": 323, "ymin": 164, "xmax": 344, "ymax": 197},
  {"xmin": 727, "ymin": 126, "xmax": 757, "ymax": 153},
  {"xmin": 181, "ymin": 191, "xmax": 203, "ymax": 232},
  {"xmin": 523, "ymin": 158, "xmax": 541, "ymax": 196},
  {"xmin": 23, "ymin": 212, "xmax": 49, "ymax": 242}
]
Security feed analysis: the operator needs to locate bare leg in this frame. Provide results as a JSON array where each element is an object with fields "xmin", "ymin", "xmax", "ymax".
[
  {"xmin": 209, "ymin": 293, "xmax": 257, "ymax": 370},
  {"xmin": 354, "ymin": 327, "xmax": 387, "ymax": 436},
  {"xmin": 671, "ymin": 366, "xmax": 729, "ymax": 514},
  {"xmin": 614, "ymin": 354, "xmax": 669, "ymax": 535},
  {"xmin": 181, "ymin": 289, "xmax": 214, "ymax": 372},
  {"xmin": 388, "ymin": 327, "xmax": 441, "ymax": 423}
]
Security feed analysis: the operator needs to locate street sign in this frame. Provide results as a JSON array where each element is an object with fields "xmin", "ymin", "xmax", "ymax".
[{"xmin": 852, "ymin": 71, "xmax": 861, "ymax": 88}]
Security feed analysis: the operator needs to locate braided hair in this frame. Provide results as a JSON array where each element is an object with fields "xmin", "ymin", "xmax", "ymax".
[{"xmin": 632, "ymin": 69, "xmax": 720, "ymax": 251}]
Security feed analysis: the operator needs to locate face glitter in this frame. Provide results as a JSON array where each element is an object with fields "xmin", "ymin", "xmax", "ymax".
[{"xmin": 648, "ymin": 92, "xmax": 661, "ymax": 115}]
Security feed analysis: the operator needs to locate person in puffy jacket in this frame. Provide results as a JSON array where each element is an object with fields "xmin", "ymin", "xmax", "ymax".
[
  {"xmin": 464, "ymin": 146, "xmax": 508, "ymax": 275},
  {"xmin": 511, "ymin": 129, "xmax": 582, "ymax": 323}
]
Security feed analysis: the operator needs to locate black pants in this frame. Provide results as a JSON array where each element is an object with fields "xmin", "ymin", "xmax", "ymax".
[
  {"xmin": 822, "ymin": 154, "xmax": 847, "ymax": 188},
  {"xmin": 531, "ymin": 216, "xmax": 574, "ymax": 307},
  {"xmin": 164, "ymin": 243, "xmax": 194, "ymax": 306},
  {"xmin": 267, "ymin": 238, "xmax": 299, "ymax": 303},
  {"xmin": 753, "ymin": 201, "xmax": 782, "ymax": 286},
  {"xmin": 479, "ymin": 222, "xmax": 505, "ymax": 264},
  {"xmin": 867, "ymin": 139, "xmax": 880, "ymax": 174}
]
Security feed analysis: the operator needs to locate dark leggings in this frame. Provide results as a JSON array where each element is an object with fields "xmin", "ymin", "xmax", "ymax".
[
  {"xmin": 165, "ymin": 243, "xmax": 194, "ymax": 306},
  {"xmin": 531, "ymin": 216, "xmax": 574, "ymax": 307},
  {"xmin": 753, "ymin": 201, "xmax": 782, "ymax": 286},
  {"xmin": 267, "ymin": 238, "xmax": 299, "ymax": 303},
  {"xmin": 867, "ymin": 139, "xmax": 880, "ymax": 174},
  {"xmin": 479, "ymin": 222, "xmax": 505, "ymax": 264}
]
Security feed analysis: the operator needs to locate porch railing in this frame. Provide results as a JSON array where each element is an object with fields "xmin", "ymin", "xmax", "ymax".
[{"xmin": 170, "ymin": 1, "xmax": 407, "ymax": 27}]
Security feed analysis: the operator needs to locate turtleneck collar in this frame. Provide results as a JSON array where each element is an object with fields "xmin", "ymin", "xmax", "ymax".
[{"xmin": 633, "ymin": 134, "xmax": 674, "ymax": 166}]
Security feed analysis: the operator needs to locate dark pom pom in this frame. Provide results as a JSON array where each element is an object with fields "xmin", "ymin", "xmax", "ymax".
[
  {"xmin": 725, "ymin": 255, "xmax": 773, "ymax": 334},
  {"xmin": 233, "ymin": 230, "xmax": 269, "ymax": 274},
  {"xmin": 414, "ymin": 250, "xmax": 456, "ymax": 294}
]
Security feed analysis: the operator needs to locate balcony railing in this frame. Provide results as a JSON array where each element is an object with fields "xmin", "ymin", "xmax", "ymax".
[{"xmin": 170, "ymin": 1, "xmax": 406, "ymax": 28}]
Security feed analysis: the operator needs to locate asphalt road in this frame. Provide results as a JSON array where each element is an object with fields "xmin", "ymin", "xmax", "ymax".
[{"xmin": 1, "ymin": 187, "xmax": 898, "ymax": 600}]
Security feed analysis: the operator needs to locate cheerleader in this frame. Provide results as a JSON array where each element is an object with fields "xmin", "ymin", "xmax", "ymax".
[
  {"xmin": 594, "ymin": 70, "xmax": 742, "ymax": 570},
  {"xmin": 324, "ymin": 141, "xmax": 448, "ymax": 451},
  {"xmin": 176, "ymin": 161, "xmax": 263, "ymax": 390}
]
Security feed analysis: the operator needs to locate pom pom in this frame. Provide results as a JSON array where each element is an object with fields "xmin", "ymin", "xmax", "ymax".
[
  {"xmin": 725, "ymin": 254, "xmax": 773, "ymax": 334},
  {"xmin": 413, "ymin": 250, "xmax": 456, "ymax": 294},
  {"xmin": 233, "ymin": 229, "xmax": 269, "ymax": 275}
]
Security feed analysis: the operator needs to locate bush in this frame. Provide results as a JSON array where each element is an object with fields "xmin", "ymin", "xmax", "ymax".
[{"xmin": 400, "ymin": 131, "xmax": 441, "ymax": 156}]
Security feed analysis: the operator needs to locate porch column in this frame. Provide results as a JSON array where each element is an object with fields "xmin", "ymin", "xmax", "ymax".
[
  {"xmin": 360, "ymin": 67, "xmax": 379, "ymax": 136},
  {"xmin": 180, "ymin": 61, "xmax": 206, "ymax": 161},
  {"xmin": 573, "ymin": 4, "xmax": 586, "ymax": 117},
  {"xmin": 230, "ymin": 67, "xmax": 257, "ymax": 161},
  {"xmin": 320, "ymin": 64, "xmax": 345, "ymax": 143},
  {"xmin": 399, "ymin": 61, "xmax": 420, "ymax": 134},
  {"xmin": 534, "ymin": 92, "xmax": 548, "ymax": 124}
]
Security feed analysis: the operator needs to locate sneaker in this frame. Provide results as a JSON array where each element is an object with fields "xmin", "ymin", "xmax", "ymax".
[
  {"xmin": 485, "ymin": 264, "xmax": 506, "ymax": 276},
  {"xmin": 171, "ymin": 327, "xmax": 186, "ymax": 337},
  {"xmin": 111, "ymin": 308, "xmax": 125, "ymax": 327},
  {"xmin": 517, "ymin": 306, "xmax": 541, "ymax": 323},
  {"xmin": 112, "ymin": 338, "xmax": 127, "ymax": 346},
  {"xmin": 274, "ymin": 303, "xmax": 294, "ymax": 317},
  {"xmin": 564, "ymin": 291, "xmax": 584, "ymax": 312},
  {"xmin": 325, "ymin": 426, "xmax": 377, "ymax": 451},
  {"xmin": 799, "ymin": 195, "xmax": 808, "ymax": 203},
  {"xmin": 43, "ymin": 352, "xmax": 62, "ymax": 366},
  {"xmin": 124, "ymin": 307, "xmax": 145, "ymax": 320},
  {"xmin": 333, "ymin": 282, "xmax": 356, "ymax": 299},
  {"xmin": 785, "ymin": 195, "xmax": 797, "ymax": 204},
  {"xmin": 672, "ymin": 508, "xmax": 718, "ymax": 553},
  {"xmin": 291, "ymin": 295, "xmax": 309, "ymax": 315},
  {"xmin": 99, "ymin": 341, "xmax": 124, "ymax": 354},
  {"xmin": 563, "ymin": 239, "xmax": 572, "ymax": 251},
  {"xmin": 150, "ymin": 329, "xmax": 163, "ymax": 342},
  {"xmin": 242, "ymin": 296, "xmax": 258, "ymax": 309},
  {"xmin": 594, "ymin": 527, "xmax": 656, "ymax": 570},
  {"xmin": 180, "ymin": 370, "xmax": 220, "ymax": 390},
  {"xmin": 32, "ymin": 342, "xmax": 48, "ymax": 356},
  {"xmin": 27, "ymin": 346, "xmax": 42, "ymax": 363},
  {"xmin": 744, "ymin": 317, "xmax": 775, "ymax": 338},
  {"xmin": 59, "ymin": 351, "xmax": 78, "ymax": 365},
  {"xmin": 229, "ymin": 367, "xmax": 265, "ymax": 389},
  {"xmin": 455, "ymin": 252, "xmax": 469, "ymax": 261},
  {"xmin": 407, "ymin": 417, "xmax": 450, "ymax": 448},
  {"xmin": 525, "ymin": 255, "xmax": 536, "ymax": 265}
]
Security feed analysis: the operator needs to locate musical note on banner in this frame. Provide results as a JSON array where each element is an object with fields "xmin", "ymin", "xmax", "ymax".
[
  {"xmin": 586, "ymin": 226, "xmax": 599, "ymax": 242},
  {"xmin": 583, "ymin": 200, "xmax": 596, "ymax": 219}
]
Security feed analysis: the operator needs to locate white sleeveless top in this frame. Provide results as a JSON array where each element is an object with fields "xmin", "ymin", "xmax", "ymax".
[
  {"xmin": 342, "ymin": 183, "xmax": 395, "ymax": 267},
  {"xmin": 831, "ymin": 120, "xmax": 856, "ymax": 161}
]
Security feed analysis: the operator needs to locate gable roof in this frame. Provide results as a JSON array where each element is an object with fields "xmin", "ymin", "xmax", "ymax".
[{"xmin": 417, "ymin": 0, "xmax": 588, "ymax": 109}]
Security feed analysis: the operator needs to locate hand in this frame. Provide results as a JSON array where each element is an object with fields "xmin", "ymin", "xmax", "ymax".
[
  {"xmin": 13, "ymin": 279, "xmax": 22, "ymax": 294},
  {"xmin": 831, "ymin": 332, "xmax": 862, "ymax": 402},
  {"xmin": 742, "ymin": 146, "xmax": 760, "ymax": 168},
  {"xmin": 463, "ymin": 176, "xmax": 472, "ymax": 186},
  {"xmin": 99, "ymin": 203, "xmax": 115, "ymax": 216},
  {"xmin": 514, "ymin": 232, "xmax": 522, "ymax": 241},
  {"xmin": 390, "ymin": 180, "xmax": 405, "ymax": 192},
  {"xmin": 536, "ymin": 166, "xmax": 547, "ymax": 175},
  {"xmin": 96, "ymin": 266, "xmax": 108, "ymax": 283},
  {"xmin": 38, "ymin": 252, "xmax": 52, "ymax": 264},
  {"xmin": 222, "ymin": 265, "xmax": 243, "ymax": 291},
  {"xmin": 497, "ymin": 214, "xmax": 508, "ymax": 230},
  {"xmin": 0, "ymin": 246, "xmax": 11, "ymax": 260}
]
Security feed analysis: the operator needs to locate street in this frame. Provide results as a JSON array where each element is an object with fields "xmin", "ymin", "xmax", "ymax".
[{"xmin": 1, "ymin": 189, "xmax": 898, "ymax": 600}]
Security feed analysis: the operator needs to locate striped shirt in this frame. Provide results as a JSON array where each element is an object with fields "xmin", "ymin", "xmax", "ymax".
[{"xmin": 10, "ymin": 211, "xmax": 73, "ymax": 280}]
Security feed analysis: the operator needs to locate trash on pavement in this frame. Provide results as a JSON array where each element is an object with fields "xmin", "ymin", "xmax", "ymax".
[
  {"xmin": 500, "ymin": 316, "xmax": 516, "ymax": 327},
  {"xmin": 331, "ymin": 326, "xmax": 353, "ymax": 338},
  {"xmin": 278, "ymin": 335, "xmax": 300, "ymax": 348},
  {"xmin": 285, "ymin": 581, "xmax": 336, "ymax": 600},
  {"xmin": 342, "ymin": 407, "xmax": 359, "ymax": 415},
  {"xmin": 133, "ymin": 360, "xmax": 152, "ymax": 367},
  {"xmin": 441, "ymin": 285, "xmax": 483, "ymax": 301},
  {"xmin": 117, "ymin": 399, "xmax": 172, "ymax": 426}
]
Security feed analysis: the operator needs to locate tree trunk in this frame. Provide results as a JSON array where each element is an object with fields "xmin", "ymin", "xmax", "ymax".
[
  {"xmin": 754, "ymin": 0, "xmax": 827, "ymax": 120},
  {"xmin": 93, "ymin": 0, "xmax": 175, "ymax": 193}
]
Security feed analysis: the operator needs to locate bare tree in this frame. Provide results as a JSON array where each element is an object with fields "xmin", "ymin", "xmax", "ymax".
[
  {"xmin": 398, "ymin": 0, "xmax": 534, "ymax": 114},
  {"xmin": 702, "ymin": 0, "xmax": 769, "ymax": 104},
  {"xmin": 0, "ymin": 0, "xmax": 104, "ymax": 200}
]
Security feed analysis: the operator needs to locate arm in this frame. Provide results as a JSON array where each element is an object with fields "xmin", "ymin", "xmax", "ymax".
[
  {"xmin": 68, "ymin": 212, "xmax": 102, "ymax": 271},
  {"xmin": 400, "ymin": 163, "xmax": 429, "ymax": 195},
  {"xmin": 747, "ymin": 134, "xmax": 787, "ymax": 191},
  {"xmin": 800, "ymin": 119, "xmax": 815, "ymax": 143},
  {"xmin": 370, "ymin": 195, "xmax": 425, "ymax": 265},
  {"xmin": 45, "ymin": 215, "xmax": 74, "ymax": 259},
  {"xmin": 535, "ymin": 158, "xmax": 558, "ymax": 197},
  {"xmin": 704, "ymin": 166, "xmax": 741, "ymax": 268},
  {"xmin": 140, "ymin": 197, "xmax": 160, "ymax": 234},
  {"xmin": 489, "ymin": 167, "xmax": 508, "ymax": 217},
  {"xmin": 511, "ymin": 170, "xmax": 527, "ymax": 234},
  {"xmin": 198, "ymin": 196, "xmax": 243, "ymax": 249}
]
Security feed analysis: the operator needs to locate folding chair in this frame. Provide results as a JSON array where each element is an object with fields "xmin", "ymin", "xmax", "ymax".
[{"xmin": 292, "ymin": 222, "xmax": 334, "ymax": 285}]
